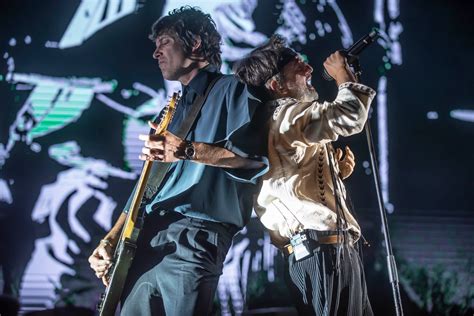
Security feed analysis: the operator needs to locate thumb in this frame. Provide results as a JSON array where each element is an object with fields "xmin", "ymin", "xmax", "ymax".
[
  {"xmin": 98, "ymin": 246, "xmax": 112, "ymax": 262},
  {"xmin": 148, "ymin": 120, "xmax": 159, "ymax": 130}
]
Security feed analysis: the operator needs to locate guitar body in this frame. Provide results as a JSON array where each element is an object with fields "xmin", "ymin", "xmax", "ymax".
[
  {"xmin": 98, "ymin": 239, "xmax": 137, "ymax": 316},
  {"xmin": 97, "ymin": 93, "xmax": 178, "ymax": 316}
]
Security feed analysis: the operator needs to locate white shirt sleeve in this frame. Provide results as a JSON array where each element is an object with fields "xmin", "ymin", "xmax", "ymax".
[{"xmin": 299, "ymin": 82, "xmax": 376, "ymax": 144}]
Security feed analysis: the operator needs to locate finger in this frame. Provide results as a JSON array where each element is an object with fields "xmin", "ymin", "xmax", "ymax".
[
  {"xmin": 148, "ymin": 120, "xmax": 159, "ymax": 130},
  {"xmin": 347, "ymin": 151, "xmax": 355, "ymax": 162},
  {"xmin": 94, "ymin": 262, "xmax": 112, "ymax": 272},
  {"xmin": 139, "ymin": 134, "xmax": 150, "ymax": 142},
  {"xmin": 345, "ymin": 160, "xmax": 355, "ymax": 171},
  {"xmin": 139, "ymin": 134, "xmax": 164, "ymax": 144},
  {"xmin": 139, "ymin": 151, "xmax": 165, "ymax": 161},
  {"xmin": 90, "ymin": 258, "xmax": 105, "ymax": 270},
  {"xmin": 142, "ymin": 135, "xmax": 166, "ymax": 147},
  {"xmin": 139, "ymin": 154, "xmax": 153, "ymax": 161},
  {"xmin": 346, "ymin": 165, "xmax": 354, "ymax": 173},
  {"xmin": 95, "ymin": 268, "xmax": 109, "ymax": 279},
  {"xmin": 88, "ymin": 251, "xmax": 99, "ymax": 264},
  {"xmin": 347, "ymin": 161, "xmax": 355, "ymax": 170},
  {"xmin": 336, "ymin": 148, "xmax": 342, "ymax": 161},
  {"xmin": 98, "ymin": 247, "xmax": 113, "ymax": 262},
  {"xmin": 89, "ymin": 252, "xmax": 106, "ymax": 267},
  {"xmin": 345, "ymin": 155, "xmax": 355, "ymax": 166},
  {"xmin": 345, "ymin": 146, "xmax": 354, "ymax": 159},
  {"xmin": 141, "ymin": 147, "xmax": 152, "ymax": 155},
  {"xmin": 91, "ymin": 257, "xmax": 112, "ymax": 269},
  {"xmin": 102, "ymin": 276, "xmax": 109, "ymax": 287},
  {"xmin": 141, "ymin": 147, "xmax": 164, "ymax": 156}
]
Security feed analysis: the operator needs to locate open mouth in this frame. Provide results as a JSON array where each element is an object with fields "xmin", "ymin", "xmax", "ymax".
[{"xmin": 305, "ymin": 73, "xmax": 312, "ymax": 87}]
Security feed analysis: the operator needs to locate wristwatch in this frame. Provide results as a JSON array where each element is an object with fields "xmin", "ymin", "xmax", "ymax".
[{"xmin": 183, "ymin": 140, "xmax": 195, "ymax": 160}]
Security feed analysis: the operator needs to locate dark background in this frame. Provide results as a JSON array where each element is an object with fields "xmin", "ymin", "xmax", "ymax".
[{"xmin": 1, "ymin": 1, "xmax": 473, "ymax": 315}]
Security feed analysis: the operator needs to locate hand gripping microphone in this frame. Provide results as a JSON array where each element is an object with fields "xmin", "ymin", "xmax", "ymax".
[{"xmin": 322, "ymin": 29, "xmax": 379, "ymax": 81}]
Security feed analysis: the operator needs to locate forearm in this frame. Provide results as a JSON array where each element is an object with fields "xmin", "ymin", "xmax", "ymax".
[
  {"xmin": 102, "ymin": 212, "xmax": 126, "ymax": 246},
  {"xmin": 193, "ymin": 142, "xmax": 264, "ymax": 169},
  {"xmin": 304, "ymin": 82, "xmax": 375, "ymax": 142},
  {"xmin": 334, "ymin": 67, "xmax": 357, "ymax": 86}
]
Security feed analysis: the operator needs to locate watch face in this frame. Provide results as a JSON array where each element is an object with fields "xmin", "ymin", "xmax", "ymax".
[{"xmin": 185, "ymin": 144, "xmax": 195, "ymax": 159}]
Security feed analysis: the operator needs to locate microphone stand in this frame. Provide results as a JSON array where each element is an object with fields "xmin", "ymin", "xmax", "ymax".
[{"xmin": 351, "ymin": 59, "xmax": 404, "ymax": 316}]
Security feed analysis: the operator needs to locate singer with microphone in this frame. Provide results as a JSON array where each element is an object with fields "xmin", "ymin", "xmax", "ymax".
[{"xmin": 234, "ymin": 34, "xmax": 376, "ymax": 315}]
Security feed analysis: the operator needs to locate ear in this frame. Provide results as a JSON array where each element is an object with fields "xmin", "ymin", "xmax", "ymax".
[
  {"xmin": 191, "ymin": 35, "xmax": 202, "ymax": 54},
  {"xmin": 268, "ymin": 78, "xmax": 287, "ymax": 96}
]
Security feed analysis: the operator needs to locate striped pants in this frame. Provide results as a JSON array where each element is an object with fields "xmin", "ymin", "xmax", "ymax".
[{"xmin": 284, "ymin": 242, "xmax": 373, "ymax": 316}]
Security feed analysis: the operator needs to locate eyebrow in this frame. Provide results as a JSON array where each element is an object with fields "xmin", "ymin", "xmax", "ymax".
[{"xmin": 156, "ymin": 34, "xmax": 173, "ymax": 42}]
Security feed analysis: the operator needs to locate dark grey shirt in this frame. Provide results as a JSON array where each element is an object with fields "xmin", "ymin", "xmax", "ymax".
[{"xmin": 126, "ymin": 66, "xmax": 269, "ymax": 228}]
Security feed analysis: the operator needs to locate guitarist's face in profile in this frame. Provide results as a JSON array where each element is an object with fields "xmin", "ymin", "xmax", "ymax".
[{"xmin": 152, "ymin": 32, "xmax": 206, "ymax": 85}]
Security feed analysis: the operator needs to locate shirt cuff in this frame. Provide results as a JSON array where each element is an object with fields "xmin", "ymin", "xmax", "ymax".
[
  {"xmin": 338, "ymin": 82, "xmax": 376, "ymax": 98},
  {"xmin": 224, "ymin": 156, "xmax": 269, "ymax": 184}
]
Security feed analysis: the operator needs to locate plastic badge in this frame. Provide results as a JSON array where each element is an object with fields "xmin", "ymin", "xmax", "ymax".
[{"xmin": 290, "ymin": 232, "xmax": 312, "ymax": 261}]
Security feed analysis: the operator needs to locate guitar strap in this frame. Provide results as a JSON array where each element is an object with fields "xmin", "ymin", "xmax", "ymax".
[{"xmin": 123, "ymin": 72, "xmax": 223, "ymax": 212}]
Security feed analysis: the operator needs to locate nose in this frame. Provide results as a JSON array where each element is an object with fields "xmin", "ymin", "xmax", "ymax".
[
  {"xmin": 153, "ymin": 47, "xmax": 161, "ymax": 59},
  {"xmin": 296, "ymin": 55, "xmax": 310, "ymax": 68}
]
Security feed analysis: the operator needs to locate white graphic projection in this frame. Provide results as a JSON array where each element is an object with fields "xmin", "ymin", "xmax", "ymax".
[
  {"xmin": 58, "ymin": 0, "xmax": 139, "ymax": 49},
  {"xmin": 451, "ymin": 109, "xmax": 474, "ymax": 122},
  {"xmin": 96, "ymin": 83, "xmax": 169, "ymax": 173},
  {"xmin": 20, "ymin": 141, "xmax": 136, "ymax": 309},
  {"xmin": 0, "ymin": 0, "xmax": 407, "ymax": 313}
]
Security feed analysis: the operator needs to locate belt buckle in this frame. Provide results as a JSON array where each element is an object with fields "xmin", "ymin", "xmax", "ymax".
[{"xmin": 290, "ymin": 231, "xmax": 312, "ymax": 261}]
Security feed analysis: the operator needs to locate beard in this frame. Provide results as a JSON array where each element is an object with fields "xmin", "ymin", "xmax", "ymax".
[{"xmin": 293, "ymin": 85, "xmax": 319, "ymax": 102}]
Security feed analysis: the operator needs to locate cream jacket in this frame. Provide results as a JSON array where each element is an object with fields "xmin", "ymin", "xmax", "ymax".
[{"xmin": 256, "ymin": 82, "xmax": 376, "ymax": 244}]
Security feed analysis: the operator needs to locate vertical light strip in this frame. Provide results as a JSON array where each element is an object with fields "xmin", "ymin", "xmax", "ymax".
[
  {"xmin": 374, "ymin": 0, "xmax": 403, "ymax": 213},
  {"xmin": 377, "ymin": 76, "xmax": 393, "ymax": 212}
]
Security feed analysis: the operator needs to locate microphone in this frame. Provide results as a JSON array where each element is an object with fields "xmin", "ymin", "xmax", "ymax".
[{"xmin": 322, "ymin": 29, "xmax": 379, "ymax": 81}]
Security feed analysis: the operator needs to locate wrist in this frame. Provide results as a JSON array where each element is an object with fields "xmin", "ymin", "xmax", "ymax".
[
  {"xmin": 334, "ymin": 72, "xmax": 352, "ymax": 85},
  {"xmin": 100, "ymin": 239, "xmax": 114, "ymax": 248},
  {"xmin": 334, "ymin": 68, "xmax": 356, "ymax": 85},
  {"xmin": 102, "ymin": 234, "xmax": 119, "ymax": 247},
  {"xmin": 183, "ymin": 140, "xmax": 196, "ymax": 160}
]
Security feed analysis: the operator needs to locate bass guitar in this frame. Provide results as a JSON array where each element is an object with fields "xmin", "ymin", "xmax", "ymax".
[{"xmin": 97, "ymin": 92, "xmax": 178, "ymax": 316}]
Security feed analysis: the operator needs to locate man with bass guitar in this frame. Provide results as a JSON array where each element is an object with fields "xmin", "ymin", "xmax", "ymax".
[{"xmin": 88, "ymin": 6, "xmax": 268, "ymax": 315}]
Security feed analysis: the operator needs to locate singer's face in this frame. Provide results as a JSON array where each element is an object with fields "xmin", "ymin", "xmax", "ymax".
[{"xmin": 279, "ymin": 56, "xmax": 317, "ymax": 101}]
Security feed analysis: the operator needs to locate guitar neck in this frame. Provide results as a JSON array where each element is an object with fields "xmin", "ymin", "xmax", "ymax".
[
  {"xmin": 121, "ymin": 160, "xmax": 154, "ymax": 241},
  {"xmin": 119, "ymin": 92, "xmax": 178, "ymax": 243}
]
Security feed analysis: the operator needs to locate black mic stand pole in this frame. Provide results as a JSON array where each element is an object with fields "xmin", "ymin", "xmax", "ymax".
[{"xmin": 351, "ymin": 58, "xmax": 404, "ymax": 316}]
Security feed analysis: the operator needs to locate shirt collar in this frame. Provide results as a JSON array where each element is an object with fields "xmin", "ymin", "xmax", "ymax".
[
  {"xmin": 181, "ymin": 64, "xmax": 219, "ymax": 96},
  {"xmin": 268, "ymin": 97, "xmax": 302, "ymax": 120}
]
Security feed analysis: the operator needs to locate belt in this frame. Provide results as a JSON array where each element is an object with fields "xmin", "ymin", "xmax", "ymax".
[{"xmin": 282, "ymin": 233, "xmax": 344, "ymax": 256}]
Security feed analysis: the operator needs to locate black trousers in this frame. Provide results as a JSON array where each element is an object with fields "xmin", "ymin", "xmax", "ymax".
[
  {"xmin": 284, "ymin": 237, "xmax": 373, "ymax": 316},
  {"xmin": 120, "ymin": 210, "xmax": 237, "ymax": 316}
]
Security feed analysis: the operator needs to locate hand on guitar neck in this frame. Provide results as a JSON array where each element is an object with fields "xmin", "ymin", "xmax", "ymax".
[
  {"xmin": 88, "ymin": 213, "xmax": 126, "ymax": 286},
  {"xmin": 138, "ymin": 121, "xmax": 187, "ymax": 162},
  {"xmin": 139, "ymin": 121, "xmax": 265, "ymax": 169}
]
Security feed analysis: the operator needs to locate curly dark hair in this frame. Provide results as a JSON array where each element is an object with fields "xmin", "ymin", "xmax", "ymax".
[
  {"xmin": 149, "ymin": 6, "xmax": 222, "ymax": 68},
  {"xmin": 234, "ymin": 34, "xmax": 296, "ymax": 88}
]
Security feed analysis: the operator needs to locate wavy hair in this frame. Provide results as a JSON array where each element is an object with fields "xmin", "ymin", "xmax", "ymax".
[
  {"xmin": 233, "ymin": 34, "xmax": 290, "ymax": 88},
  {"xmin": 149, "ymin": 6, "xmax": 222, "ymax": 68}
]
